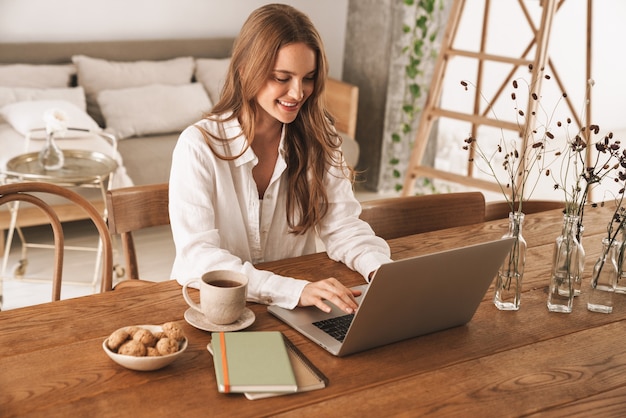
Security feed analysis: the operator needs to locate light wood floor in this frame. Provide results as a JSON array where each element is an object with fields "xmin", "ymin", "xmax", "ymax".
[{"xmin": 1, "ymin": 221, "xmax": 175, "ymax": 310}]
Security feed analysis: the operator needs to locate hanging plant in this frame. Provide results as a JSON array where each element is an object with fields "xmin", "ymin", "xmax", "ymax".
[{"xmin": 390, "ymin": 0, "xmax": 444, "ymax": 192}]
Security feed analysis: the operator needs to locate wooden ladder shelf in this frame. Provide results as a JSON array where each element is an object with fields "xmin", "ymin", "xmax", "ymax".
[{"xmin": 402, "ymin": 0, "xmax": 586, "ymax": 196}]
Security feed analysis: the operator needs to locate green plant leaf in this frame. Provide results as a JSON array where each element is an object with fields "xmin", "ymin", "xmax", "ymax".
[
  {"xmin": 416, "ymin": 16, "xmax": 428, "ymax": 36},
  {"xmin": 406, "ymin": 65, "xmax": 418, "ymax": 79},
  {"xmin": 409, "ymin": 83, "xmax": 421, "ymax": 98},
  {"xmin": 391, "ymin": 0, "xmax": 442, "ymax": 194},
  {"xmin": 413, "ymin": 39, "xmax": 424, "ymax": 56},
  {"xmin": 419, "ymin": 0, "xmax": 435, "ymax": 14}
]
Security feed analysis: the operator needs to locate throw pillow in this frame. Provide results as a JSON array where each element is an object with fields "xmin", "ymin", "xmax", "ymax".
[
  {"xmin": 194, "ymin": 58, "xmax": 231, "ymax": 104},
  {"xmin": 97, "ymin": 83, "xmax": 211, "ymax": 139},
  {"xmin": 0, "ymin": 99, "xmax": 101, "ymax": 136},
  {"xmin": 72, "ymin": 55, "xmax": 195, "ymax": 126},
  {"xmin": 0, "ymin": 86, "xmax": 87, "ymax": 110},
  {"xmin": 0, "ymin": 64, "xmax": 76, "ymax": 88}
]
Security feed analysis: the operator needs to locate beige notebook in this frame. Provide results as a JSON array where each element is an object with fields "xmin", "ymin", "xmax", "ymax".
[
  {"xmin": 244, "ymin": 335, "xmax": 328, "ymax": 400},
  {"xmin": 207, "ymin": 333, "xmax": 328, "ymax": 400}
]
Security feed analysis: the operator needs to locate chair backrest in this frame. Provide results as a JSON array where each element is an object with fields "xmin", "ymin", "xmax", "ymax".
[
  {"xmin": 106, "ymin": 183, "xmax": 169, "ymax": 281},
  {"xmin": 0, "ymin": 182, "xmax": 113, "ymax": 301},
  {"xmin": 326, "ymin": 78, "xmax": 359, "ymax": 138},
  {"xmin": 359, "ymin": 192, "xmax": 486, "ymax": 240},
  {"xmin": 484, "ymin": 200, "xmax": 563, "ymax": 221}
]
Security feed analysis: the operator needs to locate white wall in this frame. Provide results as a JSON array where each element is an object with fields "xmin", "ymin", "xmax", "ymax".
[
  {"xmin": 433, "ymin": 0, "xmax": 626, "ymax": 200},
  {"xmin": 440, "ymin": 0, "xmax": 626, "ymax": 135},
  {"xmin": 0, "ymin": 0, "xmax": 348, "ymax": 78}
]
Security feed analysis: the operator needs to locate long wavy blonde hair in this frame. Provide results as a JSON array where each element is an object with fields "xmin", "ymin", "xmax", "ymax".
[{"xmin": 198, "ymin": 3, "xmax": 351, "ymax": 234}]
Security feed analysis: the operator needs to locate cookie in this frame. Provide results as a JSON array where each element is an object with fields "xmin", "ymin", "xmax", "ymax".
[
  {"xmin": 156, "ymin": 337, "xmax": 179, "ymax": 355},
  {"xmin": 162, "ymin": 322, "xmax": 185, "ymax": 342},
  {"xmin": 107, "ymin": 329, "xmax": 130, "ymax": 351},
  {"xmin": 118, "ymin": 339, "xmax": 147, "ymax": 357}
]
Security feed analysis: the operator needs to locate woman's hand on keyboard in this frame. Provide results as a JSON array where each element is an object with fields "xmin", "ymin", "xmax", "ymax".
[{"xmin": 299, "ymin": 278, "xmax": 361, "ymax": 314}]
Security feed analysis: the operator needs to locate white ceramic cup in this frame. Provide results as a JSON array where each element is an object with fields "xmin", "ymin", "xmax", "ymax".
[{"xmin": 182, "ymin": 270, "xmax": 248, "ymax": 325}]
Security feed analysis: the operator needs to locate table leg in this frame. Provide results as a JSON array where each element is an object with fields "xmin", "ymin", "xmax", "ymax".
[
  {"xmin": 90, "ymin": 179, "xmax": 111, "ymax": 291},
  {"xmin": 0, "ymin": 201, "xmax": 21, "ymax": 310},
  {"xmin": 1, "ymin": 201, "xmax": 20, "ymax": 279}
]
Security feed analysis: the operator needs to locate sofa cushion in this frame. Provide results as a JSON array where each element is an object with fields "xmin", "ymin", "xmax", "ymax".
[
  {"xmin": 194, "ymin": 58, "xmax": 230, "ymax": 104},
  {"xmin": 0, "ymin": 64, "xmax": 76, "ymax": 88},
  {"xmin": 117, "ymin": 133, "xmax": 179, "ymax": 185},
  {"xmin": 97, "ymin": 83, "xmax": 211, "ymax": 140},
  {"xmin": 72, "ymin": 55, "xmax": 195, "ymax": 126},
  {"xmin": 0, "ymin": 99, "xmax": 101, "ymax": 136},
  {"xmin": 0, "ymin": 86, "xmax": 87, "ymax": 110}
]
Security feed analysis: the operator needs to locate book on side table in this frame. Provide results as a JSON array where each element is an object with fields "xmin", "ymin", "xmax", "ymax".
[{"xmin": 208, "ymin": 331, "xmax": 328, "ymax": 399}]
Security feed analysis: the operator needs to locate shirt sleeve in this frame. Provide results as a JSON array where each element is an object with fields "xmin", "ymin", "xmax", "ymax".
[
  {"xmin": 168, "ymin": 125, "xmax": 308, "ymax": 309},
  {"xmin": 317, "ymin": 155, "xmax": 393, "ymax": 280}
]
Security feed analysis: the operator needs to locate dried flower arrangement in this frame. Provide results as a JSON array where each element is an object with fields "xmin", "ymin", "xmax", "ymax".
[
  {"xmin": 459, "ymin": 65, "xmax": 626, "ymax": 311},
  {"xmin": 461, "ymin": 65, "xmax": 563, "ymax": 213},
  {"xmin": 551, "ymin": 79, "xmax": 623, "ymax": 237},
  {"xmin": 586, "ymin": 140, "xmax": 626, "ymax": 300}
]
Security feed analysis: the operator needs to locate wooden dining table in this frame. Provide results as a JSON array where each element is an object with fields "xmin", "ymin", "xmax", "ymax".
[{"xmin": 2, "ymin": 206, "xmax": 626, "ymax": 417}]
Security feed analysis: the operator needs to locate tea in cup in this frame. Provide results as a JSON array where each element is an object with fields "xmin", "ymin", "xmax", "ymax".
[{"xmin": 182, "ymin": 270, "xmax": 248, "ymax": 325}]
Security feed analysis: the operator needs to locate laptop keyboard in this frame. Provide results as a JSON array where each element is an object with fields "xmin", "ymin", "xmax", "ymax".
[{"xmin": 313, "ymin": 314, "xmax": 355, "ymax": 342}]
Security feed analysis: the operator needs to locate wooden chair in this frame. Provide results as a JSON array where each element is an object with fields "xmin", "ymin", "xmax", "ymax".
[
  {"xmin": 359, "ymin": 192, "xmax": 486, "ymax": 240},
  {"xmin": 106, "ymin": 183, "xmax": 169, "ymax": 285},
  {"xmin": 326, "ymin": 78, "xmax": 359, "ymax": 139},
  {"xmin": 484, "ymin": 200, "xmax": 563, "ymax": 221},
  {"xmin": 0, "ymin": 182, "xmax": 113, "ymax": 302}
]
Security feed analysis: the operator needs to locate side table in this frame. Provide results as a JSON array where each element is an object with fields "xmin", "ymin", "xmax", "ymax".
[{"xmin": 1, "ymin": 149, "xmax": 117, "ymax": 303}]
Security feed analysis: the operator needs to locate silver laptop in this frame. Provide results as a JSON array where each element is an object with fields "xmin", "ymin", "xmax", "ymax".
[{"xmin": 268, "ymin": 238, "xmax": 514, "ymax": 356}]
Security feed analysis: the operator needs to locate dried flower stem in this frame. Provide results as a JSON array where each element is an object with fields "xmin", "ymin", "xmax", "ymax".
[{"xmin": 462, "ymin": 67, "xmax": 563, "ymax": 213}]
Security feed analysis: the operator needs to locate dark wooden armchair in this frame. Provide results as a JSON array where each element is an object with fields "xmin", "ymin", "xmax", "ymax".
[
  {"xmin": 359, "ymin": 192, "xmax": 486, "ymax": 240},
  {"xmin": 484, "ymin": 200, "xmax": 563, "ymax": 221}
]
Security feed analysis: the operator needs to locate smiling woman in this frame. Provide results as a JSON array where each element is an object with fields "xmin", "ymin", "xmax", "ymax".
[
  {"xmin": 252, "ymin": 43, "xmax": 317, "ymax": 199},
  {"xmin": 168, "ymin": 3, "xmax": 392, "ymax": 316},
  {"xmin": 256, "ymin": 43, "xmax": 316, "ymax": 127}
]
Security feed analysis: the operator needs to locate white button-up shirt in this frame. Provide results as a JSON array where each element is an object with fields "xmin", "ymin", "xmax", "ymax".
[{"xmin": 169, "ymin": 115, "xmax": 392, "ymax": 309}]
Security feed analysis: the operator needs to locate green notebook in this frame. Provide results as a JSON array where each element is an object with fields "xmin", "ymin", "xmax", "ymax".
[{"xmin": 211, "ymin": 331, "xmax": 297, "ymax": 393}]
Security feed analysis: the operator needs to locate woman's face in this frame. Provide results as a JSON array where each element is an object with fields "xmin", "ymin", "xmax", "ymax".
[{"xmin": 255, "ymin": 42, "xmax": 316, "ymax": 126}]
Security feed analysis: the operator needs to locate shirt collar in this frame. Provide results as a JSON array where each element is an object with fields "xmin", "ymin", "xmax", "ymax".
[
  {"xmin": 215, "ymin": 116, "xmax": 253, "ymax": 167},
  {"xmin": 204, "ymin": 113, "xmax": 288, "ymax": 169},
  {"xmin": 223, "ymin": 117, "xmax": 287, "ymax": 168}
]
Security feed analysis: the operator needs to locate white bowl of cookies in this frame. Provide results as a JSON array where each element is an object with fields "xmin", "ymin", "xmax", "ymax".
[{"xmin": 103, "ymin": 322, "xmax": 187, "ymax": 371}]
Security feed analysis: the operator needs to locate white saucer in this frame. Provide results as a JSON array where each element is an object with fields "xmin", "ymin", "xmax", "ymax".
[{"xmin": 184, "ymin": 307, "xmax": 255, "ymax": 332}]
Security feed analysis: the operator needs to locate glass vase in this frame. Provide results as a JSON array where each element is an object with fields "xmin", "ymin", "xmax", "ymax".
[
  {"xmin": 494, "ymin": 212, "xmax": 526, "ymax": 311},
  {"xmin": 547, "ymin": 214, "xmax": 582, "ymax": 313},
  {"xmin": 588, "ymin": 237, "xmax": 619, "ymax": 314},
  {"xmin": 38, "ymin": 132, "xmax": 64, "ymax": 171},
  {"xmin": 574, "ymin": 223, "xmax": 585, "ymax": 296},
  {"xmin": 616, "ymin": 226, "xmax": 626, "ymax": 294}
]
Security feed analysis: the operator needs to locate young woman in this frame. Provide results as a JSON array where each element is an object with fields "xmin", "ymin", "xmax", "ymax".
[{"xmin": 169, "ymin": 3, "xmax": 392, "ymax": 314}]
